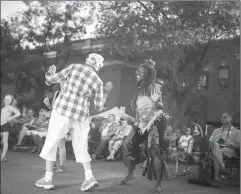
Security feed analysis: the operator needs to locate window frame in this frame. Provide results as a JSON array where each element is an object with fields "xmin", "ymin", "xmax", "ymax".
[
  {"xmin": 197, "ymin": 70, "xmax": 209, "ymax": 91},
  {"xmin": 217, "ymin": 66, "xmax": 230, "ymax": 90}
]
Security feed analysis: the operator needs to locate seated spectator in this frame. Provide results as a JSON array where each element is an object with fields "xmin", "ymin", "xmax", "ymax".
[
  {"xmin": 191, "ymin": 125, "xmax": 202, "ymax": 162},
  {"xmin": 174, "ymin": 128, "xmax": 182, "ymax": 144},
  {"xmin": 9, "ymin": 108, "xmax": 35, "ymax": 134},
  {"xmin": 178, "ymin": 127, "xmax": 192, "ymax": 162},
  {"xmin": 106, "ymin": 116, "xmax": 132, "ymax": 160},
  {"xmin": 178, "ymin": 127, "xmax": 192, "ymax": 153},
  {"xmin": 164, "ymin": 126, "xmax": 177, "ymax": 161},
  {"xmin": 28, "ymin": 119, "xmax": 49, "ymax": 153},
  {"xmin": 88, "ymin": 121, "xmax": 101, "ymax": 143},
  {"xmin": 12, "ymin": 108, "xmax": 48, "ymax": 149},
  {"xmin": 91, "ymin": 114, "xmax": 118, "ymax": 159},
  {"xmin": 17, "ymin": 108, "xmax": 35, "ymax": 125},
  {"xmin": 209, "ymin": 112, "xmax": 240, "ymax": 185}
]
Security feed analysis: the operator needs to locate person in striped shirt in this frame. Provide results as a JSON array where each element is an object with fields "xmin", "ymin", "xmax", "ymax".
[{"xmin": 35, "ymin": 53, "xmax": 113, "ymax": 191}]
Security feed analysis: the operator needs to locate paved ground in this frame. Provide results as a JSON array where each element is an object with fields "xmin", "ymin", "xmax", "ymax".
[{"xmin": 1, "ymin": 151, "xmax": 239, "ymax": 194}]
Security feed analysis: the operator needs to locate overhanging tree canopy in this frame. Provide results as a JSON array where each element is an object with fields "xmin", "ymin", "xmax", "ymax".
[{"xmin": 96, "ymin": 1, "xmax": 240, "ymax": 126}]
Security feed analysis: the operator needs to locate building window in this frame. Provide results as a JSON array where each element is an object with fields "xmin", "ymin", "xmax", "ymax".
[
  {"xmin": 197, "ymin": 70, "xmax": 209, "ymax": 90},
  {"xmin": 217, "ymin": 66, "xmax": 230, "ymax": 90}
]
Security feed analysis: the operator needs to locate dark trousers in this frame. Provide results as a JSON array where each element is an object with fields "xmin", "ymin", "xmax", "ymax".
[{"xmin": 95, "ymin": 136, "xmax": 111, "ymax": 158}]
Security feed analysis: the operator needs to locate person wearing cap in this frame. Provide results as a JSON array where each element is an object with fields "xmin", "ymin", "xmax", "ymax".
[
  {"xmin": 35, "ymin": 53, "xmax": 113, "ymax": 191},
  {"xmin": 106, "ymin": 116, "xmax": 132, "ymax": 160},
  {"xmin": 91, "ymin": 114, "xmax": 119, "ymax": 160}
]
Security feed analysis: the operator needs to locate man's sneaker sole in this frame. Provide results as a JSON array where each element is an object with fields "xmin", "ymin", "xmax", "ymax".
[
  {"xmin": 35, "ymin": 183, "xmax": 54, "ymax": 190},
  {"xmin": 81, "ymin": 181, "xmax": 99, "ymax": 191}
]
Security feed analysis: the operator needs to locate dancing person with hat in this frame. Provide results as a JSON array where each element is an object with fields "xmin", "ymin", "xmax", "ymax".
[
  {"xmin": 121, "ymin": 59, "xmax": 167, "ymax": 193},
  {"xmin": 35, "ymin": 53, "xmax": 113, "ymax": 191}
]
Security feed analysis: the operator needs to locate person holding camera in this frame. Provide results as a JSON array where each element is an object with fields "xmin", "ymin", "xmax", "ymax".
[
  {"xmin": 209, "ymin": 112, "xmax": 240, "ymax": 185},
  {"xmin": 35, "ymin": 53, "xmax": 113, "ymax": 192}
]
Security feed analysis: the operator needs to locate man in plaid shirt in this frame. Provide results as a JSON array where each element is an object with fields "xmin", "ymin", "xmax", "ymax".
[{"xmin": 35, "ymin": 53, "xmax": 113, "ymax": 191}]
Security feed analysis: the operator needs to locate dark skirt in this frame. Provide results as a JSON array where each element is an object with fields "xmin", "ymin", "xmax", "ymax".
[
  {"xmin": 1, "ymin": 122, "xmax": 11, "ymax": 133},
  {"xmin": 142, "ymin": 117, "xmax": 166, "ymax": 181},
  {"xmin": 122, "ymin": 128, "xmax": 147, "ymax": 169},
  {"xmin": 123, "ymin": 116, "xmax": 166, "ymax": 180}
]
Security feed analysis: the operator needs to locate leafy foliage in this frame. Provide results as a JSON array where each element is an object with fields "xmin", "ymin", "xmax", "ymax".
[
  {"xmin": 96, "ymin": 1, "xmax": 240, "ymax": 126},
  {"xmin": 1, "ymin": 1, "xmax": 94, "ymax": 109},
  {"xmin": 9, "ymin": 1, "xmax": 93, "ymax": 49},
  {"xmin": 97, "ymin": 1, "xmax": 239, "ymax": 55},
  {"xmin": 1, "ymin": 20, "xmax": 23, "ymax": 68}
]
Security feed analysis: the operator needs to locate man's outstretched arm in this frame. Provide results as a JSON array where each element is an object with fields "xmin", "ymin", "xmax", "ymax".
[{"xmin": 45, "ymin": 65, "xmax": 73, "ymax": 86}]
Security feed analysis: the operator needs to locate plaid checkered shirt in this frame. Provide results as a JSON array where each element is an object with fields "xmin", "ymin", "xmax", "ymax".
[{"xmin": 45, "ymin": 64, "xmax": 106, "ymax": 121}]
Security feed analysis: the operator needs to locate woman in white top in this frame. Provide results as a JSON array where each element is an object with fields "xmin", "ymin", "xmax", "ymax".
[
  {"xmin": 1, "ymin": 95, "xmax": 21, "ymax": 161},
  {"xmin": 178, "ymin": 127, "xmax": 192, "ymax": 153}
]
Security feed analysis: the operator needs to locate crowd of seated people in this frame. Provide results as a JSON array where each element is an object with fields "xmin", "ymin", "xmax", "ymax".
[
  {"xmin": 90, "ymin": 114, "xmax": 132, "ymax": 161},
  {"xmin": 2, "ymin": 91, "xmax": 240, "ymax": 188},
  {"xmin": 12, "ymin": 108, "xmax": 49, "ymax": 153},
  {"xmin": 3, "ymin": 85, "xmax": 70, "ymax": 172},
  {"xmin": 164, "ymin": 125, "xmax": 204, "ymax": 163},
  {"xmin": 10, "ymin": 107, "xmax": 35, "ymax": 130}
]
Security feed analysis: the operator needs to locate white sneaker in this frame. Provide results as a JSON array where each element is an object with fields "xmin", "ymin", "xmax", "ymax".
[
  {"xmin": 80, "ymin": 177, "xmax": 98, "ymax": 191},
  {"xmin": 35, "ymin": 177, "xmax": 54, "ymax": 190}
]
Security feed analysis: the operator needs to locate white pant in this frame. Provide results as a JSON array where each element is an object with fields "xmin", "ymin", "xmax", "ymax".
[
  {"xmin": 27, "ymin": 130, "xmax": 48, "ymax": 138},
  {"xmin": 40, "ymin": 110, "xmax": 91, "ymax": 163}
]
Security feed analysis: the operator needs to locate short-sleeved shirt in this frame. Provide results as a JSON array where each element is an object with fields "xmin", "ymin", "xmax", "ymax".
[
  {"xmin": 1, "ymin": 105, "xmax": 20, "ymax": 126},
  {"xmin": 28, "ymin": 117, "xmax": 49, "ymax": 129},
  {"xmin": 178, "ymin": 135, "xmax": 192, "ymax": 148},
  {"xmin": 209, "ymin": 126, "xmax": 240, "ymax": 148},
  {"xmin": 210, "ymin": 126, "xmax": 240, "ymax": 157},
  {"xmin": 115, "ymin": 124, "xmax": 132, "ymax": 138}
]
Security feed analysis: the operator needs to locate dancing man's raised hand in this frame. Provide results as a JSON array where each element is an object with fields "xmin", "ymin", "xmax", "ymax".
[
  {"xmin": 48, "ymin": 65, "xmax": 56, "ymax": 74},
  {"xmin": 104, "ymin": 82, "xmax": 113, "ymax": 94}
]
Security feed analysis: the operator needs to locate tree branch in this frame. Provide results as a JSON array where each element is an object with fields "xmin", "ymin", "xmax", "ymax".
[
  {"xmin": 43, "ymin": 17, "xmax": 53, "ymax": 51},
  {"xmin": 137, "ymin": 1, "xmax": 149, "ymax": 11},
  {"xmin": 150, "ymin": 1, "xmax": 168, "ymax": 19}
]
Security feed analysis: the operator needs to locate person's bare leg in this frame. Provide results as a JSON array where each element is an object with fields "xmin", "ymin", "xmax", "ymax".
[
  {"xmin": 213, "ymin": 161, "xmax": 220, "ymax": 180},
  {"xmin": 149, "ymin": 147, "xmax": 163, "ymax": 193},
  {"xmin": 210, "ymin": 142, "xmax": 225, "ymax": 168},
  {"xmin": 0, "ymin": 133, "xmax": 2, "ymax": 146},
  {"xmin": 41, "ymin": 160, "xmax": 55, "ymax": 184},
  {"xmin": 17, "ymin": 126, "xmax": 28, "ymax": 145},
  {"xmin": 2, "ymin": 132, "xmax": 9, "ymax": 159},
  {"xmin": 120, "ymin": 159, "xmax": 135, "ymax": 185},
  {"xmin": 107, "ymin": 148, "xmax": 116, "ymax": 160},
  {"xmin": 58, "ymin": 140, "xmax": 66, "ymax": 166},
  {"xmin": 82, "ymin": 162, "xmax": 92, "ymax": 176},
  {"xmin": 95, "ymin": 137, "xmax": 109, "ymax": 158},
  {"xmin": 46, "ymin": 160, "xmax": 55, "ymax": 172}
]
